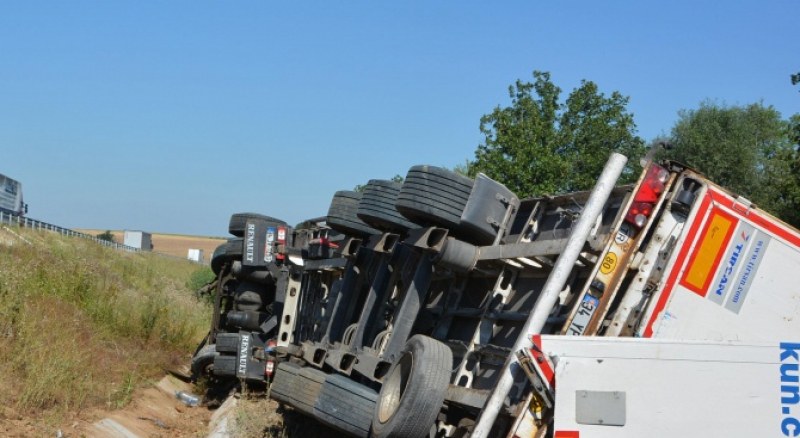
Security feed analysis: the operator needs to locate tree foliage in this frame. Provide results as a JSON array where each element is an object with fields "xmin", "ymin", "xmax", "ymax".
[
  {"xmin": 96, "ymin": 230, "xmax": 115, "ymax": 242},
  {"xmin": 354, "ymin": 174, "xmax": 403, "ymax": 192},
  {"xmin": 470, "ymin": 71, "xmax": 645, "ymax": 197},
  {"xmin": 664, "ymin": 101, "xmax": 800, "ymax": 227}
]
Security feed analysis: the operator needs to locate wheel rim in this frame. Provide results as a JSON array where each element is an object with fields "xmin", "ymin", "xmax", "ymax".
[{"xmin": 378, "ymin": 351, "xmax": 413, "ymax": 424}]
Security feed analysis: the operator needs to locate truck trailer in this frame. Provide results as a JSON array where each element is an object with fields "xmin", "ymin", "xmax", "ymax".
[
  {"xmin": 0, "ymin": 173, "xmax": 27, "ymax": 217},
  {"xmin": 202, "ymin": 153, "xmax": 800, "ymax": 438},
  {"xmin": 516, "ymin": 335, "xmax": 800, "ymax": 438},
  {"xmin": 473, "ymin": 154, "xmax": 800, "ymax": 437}
]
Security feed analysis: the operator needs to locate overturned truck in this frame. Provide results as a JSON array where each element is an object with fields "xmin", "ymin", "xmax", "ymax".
[{"xmin": 200, "ymin": 153, "xmax": 800, "ymax": 437}]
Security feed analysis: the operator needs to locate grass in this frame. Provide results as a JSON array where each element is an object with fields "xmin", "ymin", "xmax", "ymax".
[{"xmin": 0, "ymin": 226, "xmax": 210, "ymax": 422}]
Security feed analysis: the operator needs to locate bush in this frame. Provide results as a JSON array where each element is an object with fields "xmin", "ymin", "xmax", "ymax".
[
  {"xmin": 187, "ymin": 266, "xmax": 216, "ymax": 292},
  {"xmin": 96, "ymin": 230, "xmax": 115, "ymax": 242}
]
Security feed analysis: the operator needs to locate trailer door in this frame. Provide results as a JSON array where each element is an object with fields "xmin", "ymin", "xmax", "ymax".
[{"xmin": 640, "ymin": 182, "xmax": 800, "ymax": 342}]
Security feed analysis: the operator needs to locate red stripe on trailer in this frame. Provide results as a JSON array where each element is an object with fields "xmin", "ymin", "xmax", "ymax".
[
  {"xmin": 643, "ymin": 194, "xmax": 712, "ymax": 337},
  {"xmin": 530, "ymin": 334, "xmax": 555, "ymax": 385},
  {"xmin": 707, "ymin": 188, "xmax": 800, "ymax": 247},
  {"xmin": 554, "ymin": 431, "xmax": 580, "ymax": 438}
]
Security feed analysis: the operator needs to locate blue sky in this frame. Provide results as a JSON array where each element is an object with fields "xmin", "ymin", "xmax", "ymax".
[{"xmin": 1, "ymin": 2, "xmax": 797, "ymax": 236}]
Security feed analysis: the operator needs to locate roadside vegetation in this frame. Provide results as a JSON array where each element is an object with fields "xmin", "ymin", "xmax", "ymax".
[{"xmin": 0, "ymin": 226, "xmax": 210, "ymax": 427}]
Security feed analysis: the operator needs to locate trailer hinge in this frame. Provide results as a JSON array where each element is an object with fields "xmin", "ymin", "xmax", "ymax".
[
  {"xmin": 732, "ymin": 196, "xmax": 754, "ymax": 215},
  {"xmin": 516, "ymin": 348, "xmax": 554, "ymax": 409}
]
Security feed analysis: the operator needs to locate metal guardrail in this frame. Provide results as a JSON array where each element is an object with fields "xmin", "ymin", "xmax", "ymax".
[
  {"xmin": 0, "ymin": 212, "xmax": 209, "ymax": 265},
  {"xmin": 0, "ymin": 211, "xmax": 142, "ymax": 252}
]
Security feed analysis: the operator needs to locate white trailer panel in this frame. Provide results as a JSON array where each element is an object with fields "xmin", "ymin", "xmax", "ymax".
[
  {"xmin": 123, "ymin": 230, "xmax": 152, "ymax": 251},
  {"xmin": 640, "ymin": 185, "xmax": 800, "ymax": 343},
  {"xmin": 530, "ymin": 336, "xmax": 799, "ymax": 438},
  {"xmin": 187, "ymin": 248, "xmax": 204, "ymax": 262}
]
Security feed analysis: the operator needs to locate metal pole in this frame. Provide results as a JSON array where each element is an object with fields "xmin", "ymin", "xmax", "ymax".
[{"xmin": 470, "ymin": 153, "xmax": 628, "ymax": 438}]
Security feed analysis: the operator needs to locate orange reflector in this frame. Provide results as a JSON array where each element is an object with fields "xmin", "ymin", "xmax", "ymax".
[{"xmin": 682, "ymin": 209, "xmax": 736, "ymax": 296}]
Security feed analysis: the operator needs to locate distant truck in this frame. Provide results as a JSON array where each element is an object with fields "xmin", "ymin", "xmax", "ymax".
[
  {"xmin": 187, "ymin": 248, "xmax": 205, "ymax": 263},
  {"xmin": 0, "ymin": 173, "xmax": 27, "ymax": 217},
  {"xmin": 123, "ymin": 230, "xmax": 152, "ymax": 251}
]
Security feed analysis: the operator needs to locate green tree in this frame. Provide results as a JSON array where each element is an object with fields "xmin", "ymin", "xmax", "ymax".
[
  {"xmin": 470, "ymin": 71, "xmax": 645, "ymax": 197},
  {"xmin": 450, "ymin": 160, "xmax": 471, "ymax": 176},
  {"xmin": 354, "ymin": 174, "xmax": 404, "ymax": 192},
  {"xmin": 763, "ymin": 143, "xmax": 800, "ymax": 227},
  {"xmin": 664, "ymin": 101, "xmax": 800, "ymax": 227},
  {"xmin": 96, "ymin": 230, "xmax": 115, "ymax": 242}
]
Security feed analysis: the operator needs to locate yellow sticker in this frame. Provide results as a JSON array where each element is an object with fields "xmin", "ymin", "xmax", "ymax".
[{"xmin": 600, "ymin": 252, "xmax": 618, "ymax": 275}]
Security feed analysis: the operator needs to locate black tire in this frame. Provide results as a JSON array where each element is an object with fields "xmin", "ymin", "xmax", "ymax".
[
  {"xmin": 270, "ymin": 362, "xmax": 328, "ymax": 416},
  {"xmin": 397, "ymin": 189, "xmax": 467, "ymax": 216},
  {"xmin": 357, "ymin": 180, "xmax": 419, "ymax": 233},
  {"xmin": 211, "ymin": 243, "xmax": 227, "ymax": 276},
  {"xmin": 371, "ymin": 335, "xmax": 452, "ymax": 438},
  {"xmin": 214, "ymin": 333, "xmax": 240, "ymax": 353},
  {"xmin": 396, "ymin": 194, "xmax": 463, "ymax": 230},
  {"xmin": 327, "ymin": 191, "xmax": 379, "ymax": 238},
  {"xmin": 396, "ymin": 166, "xmax": 474, "ymax": 231},
  {"xmin": 400, "ymin": 179, "xmax": 472, "ymax": 201},
  {"xmin": 212, "ymin": 355, "xmax": 237, "ymax": 377},
  {"xmin": 211, "ymin": 238, "xmax": 244, "ymax": 275},
  {"xmin": 190, "ymin": 344, "xmax": 218, "ymax": 379},
  {"xmin": 229, "ymin": 213, "xmax": 287, "ymax": 237},
  {"xmin": 405, "ymin": 167, "xmax": 474, "ymax": 192},
  {"xmin": 314, "ymin": 374, "xmax": 378, "ymax": 438}
]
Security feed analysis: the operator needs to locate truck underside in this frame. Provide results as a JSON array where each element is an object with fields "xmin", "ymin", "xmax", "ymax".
[{"xmin": 196, "ymin": 153, "xmax": 800, "ymax": 438}]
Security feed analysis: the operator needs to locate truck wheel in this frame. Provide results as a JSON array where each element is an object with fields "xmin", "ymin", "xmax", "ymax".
[
  {"xmin": 214, "ymin": 333, "xmax": 240, "ymax": 353},
  {"xmin": 211, "ymin": 238, "xmax": 244, "ymax": 275},
  {"xmin": 314, "ymin": 374, "xmax": 378, "ymax": 438},
  {"xmin": 270, "ymin": 362, "xmax": 328, "ymax": 416},
  {"xmin": 327, "ymin": 191, "xmax": 380, "ymax": 238},
  {"xmin": 357, "ymin": 180, "xmax": 419, "ymax": 233},
  {"xmin": 190, "ymin": 344, "xmax": 218, "ymax": 379},
  {"xmin": 371, "ymin": 335, "xmax": 452, "ymax": 438},
  {"xmin": 228, "ymin": 213, "xmax": 287, "ymax": 237},
  {"xmin": 395, "ymin": 166, "xmax": 474, "ymax": 231}
]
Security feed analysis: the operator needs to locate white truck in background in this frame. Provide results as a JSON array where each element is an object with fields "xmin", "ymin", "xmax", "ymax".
[{"xmin": 0, "ymin": 173, "xmax": 27, "ymax": 217}]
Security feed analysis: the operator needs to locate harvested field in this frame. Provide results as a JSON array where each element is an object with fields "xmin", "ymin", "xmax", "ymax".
[{"xmin": 76, "ymin": 229, "xmax": 227, "ymax": 264}]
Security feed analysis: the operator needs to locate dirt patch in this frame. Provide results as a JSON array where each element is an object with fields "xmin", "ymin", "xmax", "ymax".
[
  {"xmin": 77, "ymin": 375, "xmax": 212, "ymax": 438},
  {"xmin": 0, "ymin": 375, "xmax": 348, "ymax": 438},
  {"xmin": 0, "ymin": 375, "xmax": 212, "ymax": 437}
]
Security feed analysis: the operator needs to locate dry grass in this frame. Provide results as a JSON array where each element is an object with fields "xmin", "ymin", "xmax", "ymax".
[
  {"xmin": 75, "ymin": 229, "xmax": 227, "ymax": 263},
  {"xmin": 0, "ymin": 226, "xmax": 210, "ymax": 425}
]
